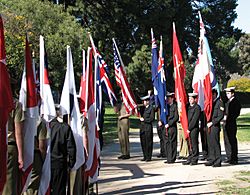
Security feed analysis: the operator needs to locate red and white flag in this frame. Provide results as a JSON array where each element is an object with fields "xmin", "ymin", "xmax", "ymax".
[
  {"xmin": 19, "ymin": 35, "xmax": 39, "ymax": 193},
  {"xmin": 192, "ymin": 12, "xmax": 212, "ymax": 121},
  {"xmin": 173, "ymin": 23, "xmax": 189, "ymax": 139},
  {"xmin": 60, "ymin": 46, "xmax": 85, "ymax": 170},
  {"xmin": 82, "ymin": 46, "xmax": 100, "ymax": 183},
  {"xmin": 113, "ymin": 38, "xmax": 138, "ymax": 115},
  {"xmin": 38, "ymin": 35, "xmax": 56, "ymax": 195},
  {"xmin": 0, "ymin": 15, "xmax": 14, "ymax": 193}
]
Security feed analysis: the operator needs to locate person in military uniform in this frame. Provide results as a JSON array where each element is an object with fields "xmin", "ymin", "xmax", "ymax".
[
  {"xmin": 183, "ymin": 93, "xmax": 201, "ymax": 166},
  {"xmin": 3, "ymin": 79, "xmax": 25, "ymax": 195},
  {"xmin": 3, "ymin": 101, "xmax": 25, "ymax": 195},
  {"xmin": 115, "ymin": 93, "xmax": 131, "ymax": 160},
  {"xmin": 164, "ymin": 92, "xmax": 179, "ymax": 164},
  {"xmin": 205, "ymin": 89, "xmax": 224, "ymax": 167},
  {"xmin": 223, "ymin": 87, "xmax": 241, "ymax": 165},
  {"xmin": 24, "ymin": 115, "xmax": 48, "ymax": 195},
  {"xmin": 50, "ymin": 106, "xmax": 76, "ymax": 195},
  {"xmin": 139, "ymin": 95, "xmax": 155, "ymax": 162},
  {"xmin": 156, "ymin": 110, "xmax": 166, "ymax": 158}
]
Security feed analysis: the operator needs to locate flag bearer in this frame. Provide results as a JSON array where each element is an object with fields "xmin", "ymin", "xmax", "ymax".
[
  {"xmin": 164, "ymin": 92, "xmax": 179, "ymax": 164},
  {"xmin": 183, "ymin": 93, "xmax": 201, "ymax": 166},
  {"xmin": 139, "ymin": 94, "xmax": 155, "ymax": 162}
]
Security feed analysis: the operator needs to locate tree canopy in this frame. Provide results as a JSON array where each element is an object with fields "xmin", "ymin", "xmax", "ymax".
[{"xmin": 0, "ymin": 0, "xmax": 243, "ymax": 95}]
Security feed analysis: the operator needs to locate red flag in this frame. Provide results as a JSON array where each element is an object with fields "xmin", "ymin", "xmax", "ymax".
[
  {"xmin": 172, "ymin": 23, "xmax": 189, "ymax": 139},
  {"xmin": 0, "ymin": 15, "xmax": 14, "ymax": 193},
  {"xmin": 192, "ymin": 12, "xmax": 213, "ymax": 121}
]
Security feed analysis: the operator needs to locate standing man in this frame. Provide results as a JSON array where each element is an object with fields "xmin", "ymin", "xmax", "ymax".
[
  {"xmin": 164, "ymin": 92, "xmax": 179, "ymax": 164},
  {"xmin": 115, "ymin": 94, "xmax": 131, "ymax": 160},
  {"xmin": 205, "ymin": 89, "xmax": 224, "ymax": 167},
  {"xmin": 139, "ymin": 94, "xmax": 155, "ymax": 162},
  {"xmin": 50, "ymin": 105, "xmax": 76, "ymax": 194},
  {"xmin": 223, "ymin": 87, "xmax": 241, "ymax": 165},
  {"xmin": 3, "ymin": 80, "xmax": 25, "ymax": 195},
  {"xmin": 183, "ymin": 93, "xmax": 201, "ymax": 166}
]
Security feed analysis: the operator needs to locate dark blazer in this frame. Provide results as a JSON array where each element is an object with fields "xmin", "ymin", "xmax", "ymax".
[
  {"xmin": 211, "ymin": 98, "xmax": 224, "ymax": 128},
  {"xmin": 225, "ymin": 97, "xmax": 241, "ymax": 125},
  {"xmin": 141, "ymin": 105, "xmax": 154, "ymax": 131},
  {"xmin": 187, "ymin": 103, "xmax": 201, "ymax": 131},
  {"xmin": 167, "ymin": 102, "xmax": 179, "ymax": 128}
]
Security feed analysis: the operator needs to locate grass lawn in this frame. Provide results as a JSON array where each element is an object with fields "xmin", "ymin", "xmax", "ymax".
[
  {"xmin": 102, "ymin": 106, "xmax": 250, "ymax": 144},
  {"xmin": 237, "ymin": 113, "xmax": 250, "ymax": 142},
  {"xmin": 217, "ymin": 171, "xmax": 250, "ymax": 195},
  {"xmin": 102, "ymin": 105, "xmax": 140, "ymax": 145}
]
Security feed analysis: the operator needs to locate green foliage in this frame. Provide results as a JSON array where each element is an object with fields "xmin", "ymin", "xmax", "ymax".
[
  {"xmin": 236, "ymin": 113, "xmax": 250, "ymax": 142},
  {"xmin": 237, "ymin": 34, "xmax": 250, "ymax": 75},
  {"xmin": 228, "ymin": 78, "xmax": 250, "ymax": 92},
  {"xmin": 0, "ymin": 0, "xmax": 88, "ymax": 90},
  {"xmin": 126, "ymin": 45, "xmax": 152, "ymax": 95}
]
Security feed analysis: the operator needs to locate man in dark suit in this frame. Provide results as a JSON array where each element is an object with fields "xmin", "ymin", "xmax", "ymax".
[
  {"xmin": 223, "ymin": 87, "xmax": 241, "ymax": 165},
  {"xmin": 183, "ymin": 93, "xmax": 201, "ymax": 166},
  {"xmin": 164, "ymin": 92, "xmax": 179, "ymax": 164},
  {"xmin": 139, "ymin": 95, "xmax": 155, "ymax": 162},
  {"xmin": 205, "ymin": 89, "xmax": 224, "ymax": 167}
]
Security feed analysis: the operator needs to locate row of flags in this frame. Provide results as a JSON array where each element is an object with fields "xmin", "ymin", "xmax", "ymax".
[
  {"xmin": 0, "ymin": 13, "xmax": 138, "ymax": 194},
  {"xmin": 0, "ymin": 10, "xmax": 218, "ymax": 193},
  {"xmin": 152, "ymin": 12, "xmax": 218, "ymax": 139}
]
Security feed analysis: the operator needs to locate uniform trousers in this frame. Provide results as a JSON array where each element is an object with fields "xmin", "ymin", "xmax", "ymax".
[
  {"xmin": 208, "ymin": 127, "xmax": 221, "ymax": 164},
  {"xmin": 224, "ymin": 122, "xmax": 238, "ymax": 162},
  {"xmin": 187, "ymin": 128, "xmax": 199, "ymax": 163},
  {"xmin": 157, "ymin": 125, "xmax": 166, "ymax": 156},
  {"xmin": 51, "ymin": 167, "xmax": 67, "ymax": 195},
  {"xmin": 165, "ymin": 127, "xmax": 177, "ymax": 162},
  {"xmin": 140, "ymin": 129, "xmax": 153, "ymax": 160}
]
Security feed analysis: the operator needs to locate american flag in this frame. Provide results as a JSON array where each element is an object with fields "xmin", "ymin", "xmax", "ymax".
[{"xmin": 113, "ymin": 38, "xmax": 138, "ymax": 114}]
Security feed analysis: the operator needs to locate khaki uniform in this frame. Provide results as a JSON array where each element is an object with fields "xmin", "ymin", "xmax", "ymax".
[
  {"xmin": 24, "ymin": 119, "xmax": 48, "ymax": 195},
  {"xmin": 117, "ymin": 103, "xmax": 130, "ymax": 156},
  {"xmin": 178, "ymin": 123, "xmax": 189, "ymax": 158},
  {"xmin": 3, "ymin": 100, "xmax": 25, "ymax": 195}
]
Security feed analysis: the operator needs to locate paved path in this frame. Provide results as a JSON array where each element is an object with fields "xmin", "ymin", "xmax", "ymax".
[{"xmin": 98, "ymin": 110, "xmax": 250, "ymax": 195}]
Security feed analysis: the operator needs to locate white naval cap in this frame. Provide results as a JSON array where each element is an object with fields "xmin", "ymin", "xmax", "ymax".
[
  {"xmin": 140, "ymin": 94, "xmax": 150, "ymax": 101},
  {"xmin": 224, "ymin": 86, "xmax": 236, "ymax": 92},
  {"xmin": 166, "ymin": 92, "xmax": 175, "ymax": 97},
  {"xmin": 188, "ymin": 92, "xmax": 198, "ymax": 97}
]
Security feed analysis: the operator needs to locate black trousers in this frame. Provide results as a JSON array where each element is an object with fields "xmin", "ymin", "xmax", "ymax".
[
  {"xmin": 224, "ymin": 122, "xmax": 238, "ymax": 162},
  {"xmin": 157, "ymin": 125, "xmax": 165, "ymax": 156},
  {"xmin": 188, "ymin": 128, "xmax": 199, "ymax": 163},
  {"xmin": 208, "ymin": 127, "xmax": 221, "ymax": 164},
  {"xmin": 51, "ymin": 167, "xmax": 67, "ymax": 195},
  {"xmin": 140, "ymin": 130, "xmax": 153, "ymax": 160},
  {"xmin": 165, "ymin": 127, "xmax": 177, "ymax": 162}
]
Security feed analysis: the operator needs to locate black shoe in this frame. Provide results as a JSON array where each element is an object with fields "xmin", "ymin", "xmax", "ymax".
[
  {"xmin": 167, "ymin": 161, "xmax": 175, "ymax": 164},
  {"xmin": 200, "ymin": 156, "xmax": 207, "ymax": 161},
  {"xmin": 157, "ymin": 154, "xmax": 162, "ymax": 158},
  {"xmin": 118, "ymin": 155, "xmax": 125, "ymax": 159},
  {"xmin": 223, "ymin": 159, "xmax": 231, "ymax": 163},
  {"xmin": 122, "ymin": 155, "xmax": 130, "ymax": 159},
  {"xmin": 212, "ymin": 163, "xmax": 221, "ymax": 167},
  {"xmin": 177, "ymin": 156, "xmax": 183, "ymax": 160},
  {"xmin": 205, "ymin": 161, "xmax": 214, "ymax": 166},
  {"xmin": 229, "ymin": 161, "xmax": 238, "ymax": 165},
  {"xmin": 145, "ymin": 159, "xmax": 151, "ymax": 162},
  {"xmin": 190, "ymin": 161, "xmax": 198, "ymax": 166},
  {"xmin": 182, "ymin": 161, "xmax": 191, "ymax": 165},
  {"xmin": 141, "ymin": 158, "xmax": 146, "ymax": 161}
]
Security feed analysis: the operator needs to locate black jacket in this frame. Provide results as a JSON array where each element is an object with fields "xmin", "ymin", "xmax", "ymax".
[
  {"xmin": 211, "ymin": 98, "xmax": 224, "ymax": 128},
  {"xmin": 141, "ymin": 105, "xmax": 154, "ymax": 131},
  {"xmin": 167, "ymin": 102, "xmax": 179, "ymax": 128},
  {"xmin": 187, "ymin": 103, "xmax": 201, "ymax": 131},
  {"xmin": 225, "ymin": 97, "xmax": 241, "ymax": 124},
  {"xmin": 50, "ymin": 118, "xmax": 76, "ymax": 169}
]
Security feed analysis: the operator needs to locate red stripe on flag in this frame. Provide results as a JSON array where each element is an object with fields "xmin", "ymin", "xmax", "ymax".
[{"xmin": 0, "ymin": 15, "xmax": 14, "ymax": 192}]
